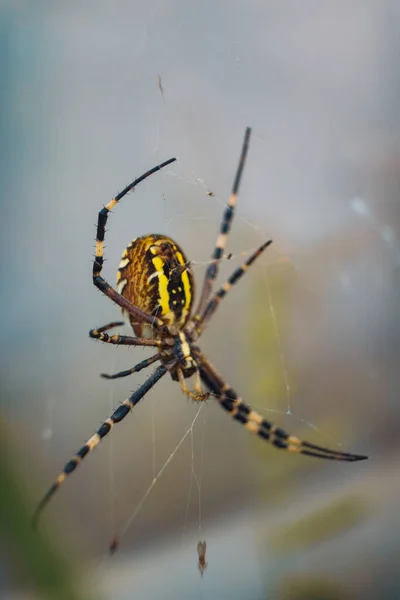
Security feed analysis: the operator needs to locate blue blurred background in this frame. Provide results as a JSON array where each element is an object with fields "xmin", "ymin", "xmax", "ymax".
[{"xmin": 1, "ymin": 2, "xmax": 399, "ymax": 599}]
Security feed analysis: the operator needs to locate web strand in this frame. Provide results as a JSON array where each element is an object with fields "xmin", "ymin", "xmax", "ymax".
[
  {"xmin": 115, "ymin": 404, "xmax": 204, "ymax": 544},
  {"xmin": 263, "ymin": 271, "xmax": 292, "ymax": 415}
]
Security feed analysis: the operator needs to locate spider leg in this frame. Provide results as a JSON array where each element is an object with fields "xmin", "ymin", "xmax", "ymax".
[
  {"xmin": 93, "ymin": 158, "xmax": 176, "ymax": 331},
  {"xmin": 33, "ymin": 365, "xmax": 167, "ymax": 528},
  {"xmin": 196, "ymin": 353, "xmax": 368, "ymax": 462},
  {"xmin": 101, "ymin": 353, "xmax": 161, "ymax": 379},
  {"xmin": 89, "ymin": 327, "xmax": 165, "ymax": 348},
  {"xmin": 195, "ymin": 239, "xmax": 273, "ymax": 335},
  {"xmin": 89, "ymin": 321, "xmax": 173, "ymax": 347},
  {"xmin": 89, "ymin": 321, "xmax": 125, "ymax": 333},
  {"xmin": 193, "ymin": 127, "xmax": 251, "ymax": 319}
]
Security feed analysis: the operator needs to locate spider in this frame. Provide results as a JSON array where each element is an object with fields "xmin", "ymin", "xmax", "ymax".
[{"xmin": 33, "ymin": 127, "xmax": 367, "ymax": 527}]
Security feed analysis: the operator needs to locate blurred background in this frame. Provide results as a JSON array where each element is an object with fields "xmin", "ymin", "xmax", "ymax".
[{"xmin": 1, "ymin": 1, "xmax": 399, "ymax": 599}]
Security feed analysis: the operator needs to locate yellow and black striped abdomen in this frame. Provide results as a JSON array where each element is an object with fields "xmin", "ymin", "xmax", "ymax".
[{"xmin": 116, "ymin": 234, "xmax": 194, "ymax": 337}]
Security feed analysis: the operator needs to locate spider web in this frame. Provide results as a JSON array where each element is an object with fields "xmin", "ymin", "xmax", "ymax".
[
  {"xmin": 12, "ymin": 4, "xmax": 396, "ymax": 599},
  {"xmin": 105, "ymin": 348, "xmax": 206, "ymax": 551},
  {"xmin": 98, "ymin": 101, "xmax": 399, "ymax": 559},
  {"xmin": 36, "ymin": 102, "xmax": 378, "ymax": 558},
  {"xmin": 96, "ymin": 141, "xmax": 363, "ymax": 556},
  {"xmin": 94, "ymin": 147, "xmax": 398, "ymax": 599}
]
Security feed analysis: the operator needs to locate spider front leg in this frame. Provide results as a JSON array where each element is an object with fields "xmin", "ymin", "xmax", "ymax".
[
  {"xmin": 196, "ymin": 352, "xmax": 368, "ymax": 462},
  {"xmin": 92, "ymin": 158, "xmax": 176, "ymax": 333},
  {"xmin": 194, "ymin": 127, "xmax": 252, "ymax": 319},
  {"xmin": 194, "ymin": 239, "xmax": 273, "ymax": 337},
  {"xmin": 33, "ymin": 365, "xmax": 167, "ymax": 528}
]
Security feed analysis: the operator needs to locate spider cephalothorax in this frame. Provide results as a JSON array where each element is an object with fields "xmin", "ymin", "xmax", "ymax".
[{"xmin": 33, "ymin": 127, "xmax": 368, "ymax": 534}]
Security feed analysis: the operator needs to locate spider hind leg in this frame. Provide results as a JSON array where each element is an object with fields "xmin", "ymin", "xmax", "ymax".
[{"xmin": 197, "ymin": 354, "xmax": 368, "ymax": 462}]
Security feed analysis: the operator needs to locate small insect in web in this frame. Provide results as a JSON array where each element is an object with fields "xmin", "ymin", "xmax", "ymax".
[
  {"xmin": 33, "ymin": 127, "xmax": 368, "ymax": 537},
  {"xmin": 197, "ymin": 540, "xmax": 207, "ymax": 575},
  {"xmin": 157, "ymin": 74, "xmax": 165, "ymax": 101},
  {"xmin": 109, "ymin": 535, "xmax": 119, "ymax": 555}
]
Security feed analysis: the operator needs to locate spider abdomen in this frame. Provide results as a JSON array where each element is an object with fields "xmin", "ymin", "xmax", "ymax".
[{"xmin": 116, "ymin": 234, "xmax": 194, "ymax": 337}]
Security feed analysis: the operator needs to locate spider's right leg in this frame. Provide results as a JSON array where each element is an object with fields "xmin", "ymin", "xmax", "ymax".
[
  {"xmin": 92, "ymin": 158, "xmax": 176, "ymax": 331},
  {"xmin": 196, "ymin": 352, "xmax": 368, "ymax": 462},
  {"xmin": 193, "ymin": 127, "xmax": 251, "ymax": 319},
  {"xmin": 195, "ymin": 239, "xmax": 272, "ymax": 336},
  {"xmin": 33, "ymin": 365, "xmax": 167, "ymax": 528}
]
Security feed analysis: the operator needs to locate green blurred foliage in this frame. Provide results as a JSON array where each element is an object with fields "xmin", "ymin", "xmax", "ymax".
[
  {"xmin": 0, "ymin": 417, "xmax": 93, "ymax": 600},
  {"xmin": 244, "ymin": 263, "xmax": 305, "ymax": 503},
  {"xmin": 246, "ymin": 262, "xmax": 295, "ymax": 411},
  {"xmin": 269, "ymin": 494, "xmax": 370, "ymax": 555},
  {"xmin": 274, "ymin": 575, "xmax": 349, "ymax": 600},
  {"xmin": 245, "ymin": 262, "xmax": 372, "ymax": 598}
]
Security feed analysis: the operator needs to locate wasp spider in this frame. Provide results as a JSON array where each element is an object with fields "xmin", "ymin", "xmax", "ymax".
[{"xmin": 33, "ymin": 127, "xmax": 368, "ymax": 527}]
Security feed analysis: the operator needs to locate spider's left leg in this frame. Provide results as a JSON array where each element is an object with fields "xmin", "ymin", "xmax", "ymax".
[
  {"xmin": 89, "ymin": 323, "xmax": 164, "ymax": 378},
  {"xmin": 194, "ymin": 239, "xmax": 272, "ymax": 336},
  {"xmin": 93, "ymin": 159, "xmax": 176, "ymax": 332},
  {"xmin": 89, "ymin": 324, "xmax": 168, "ymax": 348},
  {"xmin": 193, "ymin": 127, "xmax": 252, "ymax": 319},
  {"xmin": 33, "ymin": 365, "xmax": 167, "ymax": 528},
  {"xmin": 196, "ymin": 352, "xmax": 368, "ymax": 462},
  {"xmin": 101, "ymin": 353, "xmax": 161, "ymax": 379}
]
